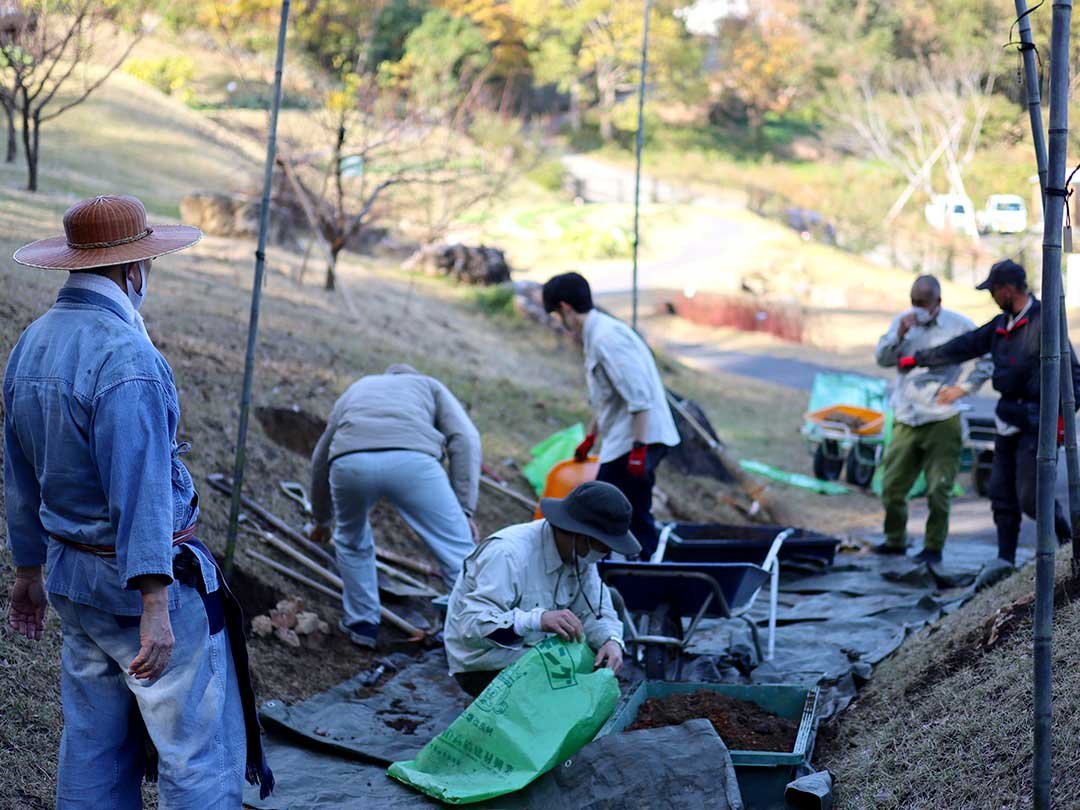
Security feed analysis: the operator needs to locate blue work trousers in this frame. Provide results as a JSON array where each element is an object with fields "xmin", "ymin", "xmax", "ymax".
[
  {"xmin": 330, "ymin": 450, "xmax": 474, "ymax": 627},
  {"xmin": 51, "ymin": 586, "xmax": 245, "ymax": 809}
]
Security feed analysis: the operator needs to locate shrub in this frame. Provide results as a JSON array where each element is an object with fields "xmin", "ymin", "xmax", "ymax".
[
  {"xmin": 473, "ymin": 283, "xmax": 516, "ymax": 317},
  {"xmin": 123, "ymin": 56, "xmax": 196, "ymax": 105},
  {"xmin": 527, "ymin": 160, "xmax": 568, "ymax": 193}
]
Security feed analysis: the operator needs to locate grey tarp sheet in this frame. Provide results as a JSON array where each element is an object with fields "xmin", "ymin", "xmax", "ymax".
[
  {"xmin": 245, "ymin": 719, "xmax": 743, "ymax": 810},
  {"xmin": 245, "ymin": 532, "xmax": 1029, "ymax": 807},
  {"xmin": 260, "ymin": 653, "xmax": 469, "ymax": 765}
]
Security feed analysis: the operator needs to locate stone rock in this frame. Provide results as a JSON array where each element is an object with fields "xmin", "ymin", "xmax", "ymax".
[
  {"xmin": 269, "ymin": 607, "xmax": 297, "ymax": 630},
  {"xmin": 317, "ymin": 620, "xmax": 330, "ymax": 635},
  {"xmin": 251, "ymin": 615, "xmax": 274, "ymax": 637},
  {"xmin": 295, "ymin": 611, "xmax": 320, "ymax": 636},
  {"xmin": 274, "ymin": 626, "xmax": 301, "ymax": 648}
]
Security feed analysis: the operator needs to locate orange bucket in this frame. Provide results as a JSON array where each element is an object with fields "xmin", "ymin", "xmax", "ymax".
[{"xmin": 533, "ymin": 457, "xmax": 600, "ymax": 519}]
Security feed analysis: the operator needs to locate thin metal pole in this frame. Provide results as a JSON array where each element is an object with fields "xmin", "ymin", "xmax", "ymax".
[
  {"xmin": 1016, "ymin": 0, "xmax": 1080, "ymax": 577},
  {"xmin": 631, "ymin": 0, "xmax": 653, "ymax": 331},
  {"xmin": 1035, "ymin": 2, "xmax": 1070, "ymax": 805},
  {"xmin": 223, "ymin": 0, "xmax": 291, "ymax": 576}
]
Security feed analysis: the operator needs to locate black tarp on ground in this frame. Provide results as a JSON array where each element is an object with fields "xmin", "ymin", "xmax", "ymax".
[
  {"xmin": 246, "ymin": 719, "xmax": 743, "ymax": 810},
  {"xmin": 244, "ymin": 534, "xmax": 1033, "ymax": 808}
]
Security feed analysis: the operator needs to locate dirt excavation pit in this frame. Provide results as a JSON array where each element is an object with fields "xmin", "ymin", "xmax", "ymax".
[{"xmin": 626, "ymin": 690, "xmax": 798, "ymax": 752}]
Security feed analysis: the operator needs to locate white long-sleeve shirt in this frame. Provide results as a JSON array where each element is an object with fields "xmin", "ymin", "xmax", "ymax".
[
  {"xmin": 875, "ymin": 307, "xmax": 992, "ymax": 427},
  {"xmin": 443, "ymin": 520, "xmax": 622, "ymax": 675},
  {"xmin": 583, "ymin": 310, "xmax": 680, "ymax": 462}
]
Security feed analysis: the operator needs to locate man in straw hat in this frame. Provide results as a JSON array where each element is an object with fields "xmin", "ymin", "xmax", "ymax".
[
  {"xmin": 4, "ymin": 195, "xmax": 272, "ymax": 806},
  {"xmin": 443, "ymin": 480, "xmax": 637, "ymax": 697}
]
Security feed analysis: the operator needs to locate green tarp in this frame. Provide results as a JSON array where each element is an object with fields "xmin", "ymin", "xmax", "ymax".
[{"xmin": 739, "ymin": 460, "xmax": 851, "ymax": 495}]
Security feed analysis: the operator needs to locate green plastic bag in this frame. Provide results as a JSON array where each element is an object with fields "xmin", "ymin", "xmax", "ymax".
[
  {"xmin": 387, "ymin": 637, "xmax": 619, "ymax": 804},
  {"xmin": 521, "ymin": 423, "xmax": 586, "ymax": 495}
]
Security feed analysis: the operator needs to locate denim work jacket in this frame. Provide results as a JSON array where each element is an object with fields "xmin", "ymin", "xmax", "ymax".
[{"xmin": 4, "ymin": 287, "xmax": 200, "ymax": 615}]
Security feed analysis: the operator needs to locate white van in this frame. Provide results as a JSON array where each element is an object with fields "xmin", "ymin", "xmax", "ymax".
[
  {"xmin": 977, "ymin": 194, "xmax": 1028, "ymax": 234},
  {"xmin": 924, "ymin": 193, "xmax": 979, "ymax": 238}
]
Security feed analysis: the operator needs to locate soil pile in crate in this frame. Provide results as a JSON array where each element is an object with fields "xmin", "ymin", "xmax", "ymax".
[
  {"xmin": 626, "ymin": 690, "xmax": 798, "ymax": 751},
  {"xmin": 822, "ymin": 411, "xmax": 866, "ymax": 429}
]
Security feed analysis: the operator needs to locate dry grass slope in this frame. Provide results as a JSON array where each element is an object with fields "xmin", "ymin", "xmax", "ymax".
[{"xmin": 822, "ymin": 558, "xmax": 1080, "ymax": 810}]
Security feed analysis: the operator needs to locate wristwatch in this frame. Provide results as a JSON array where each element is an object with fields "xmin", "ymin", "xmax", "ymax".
[{"xmin": 605, "ymin": 635, "xmax": 626, "ymax": 653}]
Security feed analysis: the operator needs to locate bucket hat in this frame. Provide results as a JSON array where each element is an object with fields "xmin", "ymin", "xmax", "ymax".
[
  {"xmin": 540, "ymin": 480, "xmax": 641, "ymax": 556},
  {"xmin": 13, "ymin": 195, "xmax": 201, "ymax": 270}
]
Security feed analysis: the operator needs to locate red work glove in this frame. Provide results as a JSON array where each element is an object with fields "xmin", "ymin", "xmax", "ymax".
[
  {"xmin": 1058, "ymin": 415, "xmax": 1065, "ymax": 447},
  {"xmin": 898, "ymin": 356, "xmax": 917, "ymax": 372},
  {"xmin": 574, "ymin": 433, "xmax": 596, "ymax": 462},
  {"xmin": 627, "ymin": 444, "xmax": 648, "ymax": 478}
]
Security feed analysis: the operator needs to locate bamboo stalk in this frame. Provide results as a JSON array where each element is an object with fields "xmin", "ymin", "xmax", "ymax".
[
  {"xmin": 1034, "ymin": 2, "xmax": 1071, "ymax": 805},
  {"xmin": 480, "ymin": 474, "xmax": 538, "ymax": 513},
  {"xmin": 209, "ymin": 473, "xmax": 442, "ymax": 579},
  {"xmin": 244, "ymin": 548, "xmax": 342, "ymax": 601},
  {"xmin": 248, "ymin": 531, "xmax": 425, "ymax": 640},
  {"xmin": 1014, "ymin": 0, "xmax": 1080, "ymax": 576},
  {"xmin": 223, "ymin": 0, "xmax": 291, "ymax": 576}
]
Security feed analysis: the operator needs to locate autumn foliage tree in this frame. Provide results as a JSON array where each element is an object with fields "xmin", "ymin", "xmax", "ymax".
[{"xmin": 709, "ymin": 1, "xmax": 813, "ymax": 144}]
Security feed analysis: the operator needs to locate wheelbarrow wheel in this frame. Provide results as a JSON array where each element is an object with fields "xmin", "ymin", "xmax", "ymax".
[
  {"xmin": 813, "ymin": 440, "xmax": 844, "ymax": 481},
  {"xmin": 845, "ymin": 444, "xmax": 876, "ymax": 488},
  {"xmin": 644, "ymin": 604, "xmax": 682, "ymax": 680}
]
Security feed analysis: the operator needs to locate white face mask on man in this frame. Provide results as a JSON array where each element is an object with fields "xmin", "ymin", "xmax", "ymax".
[
  {"xmin": 126, "ymin": 260, "xmax": 149, "ymax": 312},
  {"xmin": 911, "ymin": 306, "xmax": 937, "ymax": 325}
]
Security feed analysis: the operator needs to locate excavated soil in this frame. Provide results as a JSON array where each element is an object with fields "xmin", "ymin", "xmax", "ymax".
[{"xmin": 626, "ymin": 690, "xmax": 798, "ymax": 752}]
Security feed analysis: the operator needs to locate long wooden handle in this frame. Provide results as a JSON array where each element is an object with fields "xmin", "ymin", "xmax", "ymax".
[
  {"xmin": 207, "ymin": 473, "xmax": 442, "ymax": 578},
  {"xmin": 480, "ymin": 474, "xmax": 537, "ymax": 513},
  {"xmin": 244, "ymin": 539, "xmax": 425, "ymax": 640}
]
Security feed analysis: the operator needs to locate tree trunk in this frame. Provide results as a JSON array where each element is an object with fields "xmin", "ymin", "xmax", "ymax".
[
  {"xmin": 569, "ymin": 80, "xmax": 582, "ymax": 132},
  {"xmin": 1, "ymin": 97, "xmax": 15, "ymax": 163},
  {"xmin": 325, "ymin": 246, "xmax": 338, "ymax": 291},
  {"xmin": 20, "ymin": 89, "xmax": 36, "ymax": 192},
  {"xmin": 599, "ymin": 79, "xmax": 617, "ymax": 142}
]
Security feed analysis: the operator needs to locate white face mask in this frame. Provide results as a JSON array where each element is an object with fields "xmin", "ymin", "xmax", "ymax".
[
  {"xmin": 912, "ymin": 306, "xmax": 936, "ymax": 325},
  {"xmin": 126, "ymin": 261, "xmax": 148, "ymax": 312},
  {"xmin": 577, "ymin": 545, "xmax": 607, "ymax": 566}
]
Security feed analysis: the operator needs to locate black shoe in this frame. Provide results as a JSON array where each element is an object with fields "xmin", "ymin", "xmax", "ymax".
[
  {"xmin": 912, "ymin": 548, "xmax": 943, "ymax": 565},
  {"xmin": 338, "ymin": 619, "xmax": 378, "ymax": 649},
  {"xmin": 871, "ymin": 541, "xmax": 907, "ymax": 555}
]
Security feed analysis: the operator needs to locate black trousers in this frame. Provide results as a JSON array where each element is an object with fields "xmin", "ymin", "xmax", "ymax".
[
  {"xmin": 596, "ymin": 444, "xmax": 668, "ymax": 559},
  {"xmin": 989, "ymin": 430, "xmax": 1071, "ymax": 565},
  {"xmin": 454, "ymin": 670, "xmax": 500, "ymax": 698}
]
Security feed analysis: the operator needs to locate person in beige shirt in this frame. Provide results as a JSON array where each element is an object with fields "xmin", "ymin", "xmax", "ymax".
[
  {"xmin": 444, "ymin": 481, "xmax": 639, "ymax": 697},
  {"xmin": 542, "ymin": 272, "xmax": 680, "ymax": 559},
  {"xmin": 310, "ymin": 363, "xmax": 481, "ymax": 648}
]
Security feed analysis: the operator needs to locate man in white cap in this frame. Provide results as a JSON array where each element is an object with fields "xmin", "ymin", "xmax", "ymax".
[
  {"xmin": 4, "ymin": 195, "xmax": 272, "ymax": 806},
  {"xmin": 444, "ymin": 480, "xmax": 638, "ymax": 697}
]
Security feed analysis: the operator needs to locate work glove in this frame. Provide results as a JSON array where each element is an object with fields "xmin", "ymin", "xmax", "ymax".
[
  {"xmin": 627, "ymin": 443, "xmax": 648, "ymax": 478},
  {"xmin": 1059, "ymin": 415, "xmax": 1066, "ymax": 447},
  {"xmin": 898, "ymin": 356, "xmax": 917, "ymax": 372},
  {"xmin": 574, "ymin": 433, "xmax": 596, "ymax": 462}
]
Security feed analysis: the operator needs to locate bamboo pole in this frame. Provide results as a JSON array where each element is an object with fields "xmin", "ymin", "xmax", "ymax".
[
  {"xmin": 209, "ymin": 473, "xmax": 442, "ymax": 579},
  {"xmin": 480, "ymin": 474, "xmax": 538, "ymax": 513},
  {"xmin": 1014, "ymin": 0, "xmax": 1080, "ymax": 576},
  {"xmin": 251, "ymin": 528, "xmax": 425, "ymax": 639},
  {"xmin": 223, "ymin": 0, "xmax": 291, "ymax": 576},
  {"xmin": 1034, "ymin": 2, "xmax": 1071, "ymax": 805},
  {"xmin": 244, "ymin": 547, "xmax": 343, "ymax": 601},
  {"xmin": 631, "ymin": 0, "xmax": 653, "ymax": 331}
]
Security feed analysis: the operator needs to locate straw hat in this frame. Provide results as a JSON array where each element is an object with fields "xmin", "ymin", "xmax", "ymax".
[{"xmin": 13, "ymin": 195, "xmax": 202, "ymax": 270}]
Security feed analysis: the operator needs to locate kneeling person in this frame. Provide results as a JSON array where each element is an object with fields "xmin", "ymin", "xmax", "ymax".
[{"xmin": 444, "ymin": 481, "xmax": 638, "ymax": 697}]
